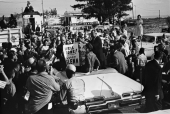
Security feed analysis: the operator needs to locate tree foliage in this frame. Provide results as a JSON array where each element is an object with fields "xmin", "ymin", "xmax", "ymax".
[{"xmin": 72, "ymin": 0, "xmax": 132, "ymax": 23}]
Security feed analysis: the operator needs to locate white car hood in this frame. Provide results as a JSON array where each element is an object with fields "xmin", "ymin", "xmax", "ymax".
[{"xmin": 54, "ymin": 69, "xmax": 144, "ymax": 99}]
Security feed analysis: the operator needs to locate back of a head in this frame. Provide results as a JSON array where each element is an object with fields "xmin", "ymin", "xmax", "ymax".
[
  {"xmin": 37, "ymin": 59, "xmax": 47, "ymax": 73},
  {"xmin": 28, "ymin": 57, "xmax": 36, "ymax": 66},
  {"xmin": 7, "ymin": 50, "xmax": 16, "ymax": 59},
  {"xmin": 114, "ymin": 42, "xmax": 121, "ymax": 51},
  {"xmin": 66, "ymin": 64, "xmax": 76, "ymax": 79},
  {"xmin": 158, "ymin": 43, "xmax": 165, "ymax": 51},
  {"xmin": 154, "ymin": 51, "xmax": 162, "ymax": 60},
  {"xmin": 139, "ymin": 48, "xmax": 145, "ymax": 54}
]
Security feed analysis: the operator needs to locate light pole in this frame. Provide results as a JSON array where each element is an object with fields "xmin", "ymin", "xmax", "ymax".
[
  {"xmin": 131, "ymin": 2, "xmax": 134, "ymax": 19},
  {"xmin": 134, "ymin": 5, "xmax": 136, "ymax": 19},
  {"xmin": 42, "ymin": 0, "xmax": 44, "ymax": 23}
]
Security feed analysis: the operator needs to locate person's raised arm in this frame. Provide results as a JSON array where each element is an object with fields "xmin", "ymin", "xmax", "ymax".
[{"xmin": 0, "ymin": 65, "xmax": 9, "ymax": 84}]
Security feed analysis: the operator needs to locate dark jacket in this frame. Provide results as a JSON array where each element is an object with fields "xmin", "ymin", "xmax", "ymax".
[
  {"xmin": 24, "ymin": 6, "xmax": 34, "ymax": 13},
  {"xmin": 111, "ymin": 51, "xmax": 128, "ymax": 74},
  {"xmin": 55, "ymin": 44, "xmax": 66, "ymax": 71},
  {"xmin": 36, "ymin": 26, "xmax": 40, "ymax": 32},
  {"xmin": 8, "ymin": 17, "xmax": 17, "ymax": 28},
  {"xmin": 91, "ymin": 36, "xmax": 106, "ymax": 68},
  {"xmin": 143, "ymin": 59, "xmax": 164, "ymax": 99},
  {"xmin": 85, "ymin": 51, "xmax": 100, "ymax": 72},
  {"xmin": 0, "ymin": 20, "xmax": 7, "ymax": 29},
  {"xmin": 24, "ymin": 49, "xmax": 38, "ymax": 60}
]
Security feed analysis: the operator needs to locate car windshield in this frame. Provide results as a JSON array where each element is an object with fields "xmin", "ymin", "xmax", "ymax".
[{"xmin": 142, "ymin": 35, "xmax": 155, "ymax": 43}]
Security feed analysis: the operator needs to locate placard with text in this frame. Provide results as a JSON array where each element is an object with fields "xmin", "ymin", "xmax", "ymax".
[{"xmin": 63, "ymin": 43, "xmax": 80, "ymax": 66}]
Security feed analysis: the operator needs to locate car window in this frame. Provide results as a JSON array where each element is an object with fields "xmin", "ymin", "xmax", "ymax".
[
  {"xmin": 142, "ymin": 35, "xmax": 155, "ymax": 43},
  {"xmin": 156, "ymin": 36, "xmax": 162, "ymax": 44}
]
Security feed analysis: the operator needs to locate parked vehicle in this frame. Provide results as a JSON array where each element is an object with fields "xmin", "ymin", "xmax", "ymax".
[
  {"xmin": 137, "ymin": 33, "xmax": 170, "ymax": 59},
  {"xmin": 55, "ymin": 68, "xmax": 145, "ymax": 113}
]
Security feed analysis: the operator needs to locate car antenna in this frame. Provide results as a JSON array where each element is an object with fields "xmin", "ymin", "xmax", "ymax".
[
  {"xmin": 98, "ymin": 77, "xmax": 114, "ymax": 96},
  {"xmin": 100, "ymin": 76, "xmax": 104, "ymax": 96}
]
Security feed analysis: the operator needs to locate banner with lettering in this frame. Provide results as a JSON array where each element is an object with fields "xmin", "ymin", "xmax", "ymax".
[{"xmin": 63, "ymin": 43, "xmax": 80, "ymax": 66}]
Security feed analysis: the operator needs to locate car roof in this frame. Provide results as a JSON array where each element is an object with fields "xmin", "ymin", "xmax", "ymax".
[{"xmin": 144, "ymin": 33, "xmax": 170, "ymax": 37}]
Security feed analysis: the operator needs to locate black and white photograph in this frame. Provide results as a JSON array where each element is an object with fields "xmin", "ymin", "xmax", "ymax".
[{"xmin": 0, "ymin": 0, "xmax": 170, "ymax": 114}]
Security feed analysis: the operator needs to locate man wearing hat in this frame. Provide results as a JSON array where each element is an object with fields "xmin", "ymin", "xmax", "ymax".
[{"xmin": 60, "ymin": 64, "xmax": 85, "ymax": 113}]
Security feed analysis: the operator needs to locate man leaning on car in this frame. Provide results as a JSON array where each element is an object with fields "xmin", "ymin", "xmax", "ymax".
[{"xmin": 60, "ymin": 64, "xmax": 86, "ymax": 114}]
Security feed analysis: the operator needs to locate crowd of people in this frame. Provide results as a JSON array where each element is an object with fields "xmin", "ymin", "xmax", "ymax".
[
  {"xmin": 0, "ymin": 17, "xmax": 170, "ymax": 114},
  {"xmin": 0, "ymin": 14, "xmax": 17, "ymax": 30}
]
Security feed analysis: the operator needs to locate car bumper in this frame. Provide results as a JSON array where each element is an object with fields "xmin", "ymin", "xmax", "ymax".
[{"xmin": 85, "ymin": 95, "xmax": 145, "ymax": 113}]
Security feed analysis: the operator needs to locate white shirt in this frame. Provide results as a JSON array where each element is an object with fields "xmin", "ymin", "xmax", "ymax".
[{"xmin": 123, "ymin": 42, "xmax": 130, "ymax": 57}]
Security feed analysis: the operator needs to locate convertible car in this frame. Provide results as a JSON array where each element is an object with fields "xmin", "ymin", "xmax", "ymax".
[{"xmin": 54, "ymin": 68, "xmax": 145, "ymax": 114}]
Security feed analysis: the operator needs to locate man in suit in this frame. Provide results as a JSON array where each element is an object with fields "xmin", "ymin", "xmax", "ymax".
[
  {"xmin": 110, "ymin": 42, "xmax": 128, "ymax": 75},
  {"xmin": 143, "ymin": 51, "xmax": 164, "ymax": 112},
  {"xmin": 90, "ymin": 30, "xmax": 106, "ymax": 69},
  {"xmin": 0, "ymin": 15, "xmax": 7, "ymax": 30}
]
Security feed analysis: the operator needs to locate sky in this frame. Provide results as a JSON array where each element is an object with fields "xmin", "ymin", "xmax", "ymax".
[
  {"xmin": 0, "ymin": 0, "xmax": 169, "ymax": 17},
  {"xmin": 129, "ymin": 0, "xmax": 170, "ymax": 18}
]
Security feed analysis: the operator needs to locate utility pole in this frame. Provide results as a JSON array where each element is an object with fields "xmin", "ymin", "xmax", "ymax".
[
  {"xmin": 131, "ymin": 2, "xmax": 134, "ymax": 19},
  {"xmin": 22, "ymin": 7, "xmax": 23, "ymax": 13},
  {"xmin": 159, "ymin": 10, "xmax": 160, "ymax": 20},
  {"xmin": 42, "ymin": 0, "xmax": 44, "ymax": 40},
  {"xmin": 42, "ymin": 0, "xmax": 44, "ymax": 24},
  {"xmin": 134, "ymin": 5, "xmax": 136, "ymax": 19}
]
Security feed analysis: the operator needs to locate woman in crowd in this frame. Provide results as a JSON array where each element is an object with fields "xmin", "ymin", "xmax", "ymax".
[
  {"xmin": 135, "ymin": 15, "xmax": 143, "ymax": 40},
  {"xmin": 40, "ymin": 39, "xmax": 49, "ymax": 57}
]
